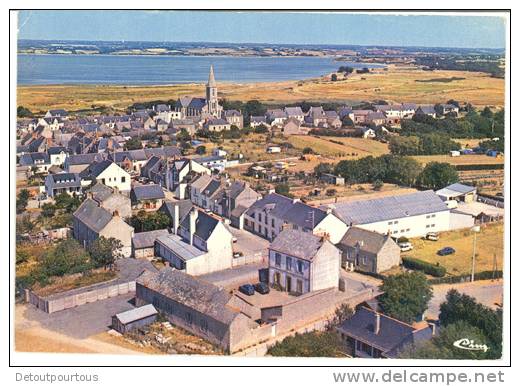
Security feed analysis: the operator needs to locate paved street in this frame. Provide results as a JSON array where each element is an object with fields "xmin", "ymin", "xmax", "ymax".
[{"xmin": 426, "ymin": 279, "xmax": 503, "ymax": 320}]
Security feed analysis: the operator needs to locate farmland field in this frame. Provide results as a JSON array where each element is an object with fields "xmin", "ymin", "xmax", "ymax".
[
  {"xmin": 412, "ymin": 154, "xmax": 504, "ymax": 166},
  {"xmin": 17, "ymin": 65, "xmax": 504, "ymax": 113},
  {"xmin": 405, "ymin": 222, "xmax": 503, "ymax": 276}
]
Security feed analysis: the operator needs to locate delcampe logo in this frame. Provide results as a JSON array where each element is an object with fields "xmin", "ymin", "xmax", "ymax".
[{"xmin": 453, "ymin": 338, "xmax": 489, "ymax": 352}]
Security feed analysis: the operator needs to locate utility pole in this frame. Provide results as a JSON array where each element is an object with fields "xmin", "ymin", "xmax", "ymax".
[{"xmin": 471, "ymin": 225, "xmax": 480, "ymax": 282}]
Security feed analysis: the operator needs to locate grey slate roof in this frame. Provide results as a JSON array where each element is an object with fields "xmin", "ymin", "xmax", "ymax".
[
  {"xmin": 328, "ymin": 190, "xmax": 449, "ymax": 225},
  {"xmin": 49, "ymin": 172, "xmax": 81, "ymax": 188},
  {"xmin": 179, "ymin": 210, "xmax": 220, "ymax": 242},
  {"xmin": 73, "ymin": 198, "xmax": 113, "ymax": 233},
  {"xmin": 131, "ymin": 184, "xmax": 165, "ymax": 201},
  {"xmin": 47, "ymin": 146, "xmax": 67, "ymax": 155},
  {"xmin": 115, "ymin": 304, "xmax": 158, "ymax": 325},
  {"xmin": 159, "ymin": 200, "xmax": 194, "ymax": 224},
  {"xmin": 338, "ymin": 227, "xmax": 395, "ymax": 255},
  {"xmin": 90, "ymin": 183, "xmax": 114, "ymax": 202},
  {"xmin": 155, "ymin": 234, "xmax": 205, "ymax": 260},
  {"xmin": 67, "ymin": 153, "xmax": 104, "ymax": 166},
  {"xmin": 132, "ymin": 229, "xmax": 170, "ymax": 249},
  {"xmin": 136, "ymin": 269, "xmax": 239, "ymax": 325},
  {"xmin": 19, "ymin": 152, "xmax": 50, "ymax": 166},
  {"xmin": 439, "ymin": 183, "xmax": 476, "ymax": 195},
  {"xmin": 85, "ymin": 160, "xmax": 114, "ymax": 178},
  {"xmin": 337, "ymin": 307, "xmax": 432, "ymax": 356},
  {"xmin": 269, "ymin": 229, "xmax": 324, "ymax": 261},
  {"xmin": 284, "ymin": 107, "xmax": 304, "ymax": 116}
]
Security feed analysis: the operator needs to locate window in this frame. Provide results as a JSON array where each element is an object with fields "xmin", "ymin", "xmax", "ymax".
[
  {"xmin": 258, "ymin": 213, "xmax": 262, "ymax": 222},
  {"xmin": 406, "ymin": 228, "xmax": 410, "ymax": 232},
  {"xmin": 426, "ymin": 215, "xmax": 430, "ymax": 219},
  {"xmin": 275, "ymin": 253, "xmax": 281, "ymax": 266},
  {"xmin": 426, "ymin": 224, "xmax": 430, "ymax": 228},
  {"xmin": 431, "ymin": 224, "xmax": 436, "ymax": 228},
  {"xmin": 394, "ymin": 221, "xmax": 398, "ymax": 224},
  {"xmin": 431, "ymin": 214, "xmax": 436, "ymax": 218},
  {"xmin": 121, "ymin": 176, "xmax": 126, "ymax": 183},
  {"xmin": 387, "ymin": 221, "xmax": 393, "ymax": 225},
  {"xmin": 264, "ymin": 215, "xmax": 268, "ymax": 224},
  {"xmin": 200, "ymin": 319, "xmax": 208, "ymax": 333},
  {"xmin": 185, "ymin": 312, "xmax": 193, "ymax": 326},
  {"xmin": 297, "ymin": 260, "xmax": 304, "ymax": 274},
  {"xmin": 286, "ymin": 256, "xmax": 292, "ymax": 271},
  {"xmin": 271, "ymin": 219, "xmax": 275, "ymax": 227},
  {"xmin": 101, "ymin": 178, "xmax": 106, "ymax": 184},
  {"xmin": 251, "ymin": 212, "xmax": 255, "ymax": 219},
  {"xmin": 401, "ymin": 229, "xmax": 405, "ymax": 233},
  {"xmin": 393, "ymin": 230, "xmax": 398, "ymax": 234}
]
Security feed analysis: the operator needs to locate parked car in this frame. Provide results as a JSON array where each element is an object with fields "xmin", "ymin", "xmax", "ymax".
[
  {"xmin": 398, "ymin": 242, "xmax": 413, "ymax": 252},
  {"xmin": 425, "ymin": 232, "xmax": 439, "ymax": 241},
  {"xmin": 239, "ymin": 284, "xmax": 255, "ymax": 296},
  {"xmin": 437, "ymin": 247, "xmax": 455, "ymax": 256},
  {"xmin": 254, "ymin": 282, "xmax": 270, "ymax": 294},
  {"xmin": 233, "ymin": 251, "xmax": 244, "ymax": 258}
]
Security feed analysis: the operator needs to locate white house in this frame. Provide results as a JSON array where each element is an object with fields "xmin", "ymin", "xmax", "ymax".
[
  {"xmin": 80, "ymin": 160, "xmax": 131, "ymax": 192},
  {"xmin": 154, "ymin": 209, "xmax": 234, "ymax": 275},
  {"xmin": 44, "ymin": 172, "xmax": 82, "ymax": 197},
  {"xmin": 244, "ymin": 193, "xmax": 347, "ymax": 243},
  {"xmin": 268, "ymin": 229, "xmax": 341, "ymax": 294}
]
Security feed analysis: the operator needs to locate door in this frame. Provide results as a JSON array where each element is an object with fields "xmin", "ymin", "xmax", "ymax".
[
  {"xmin": 286, "ymin": 276, "xmax": 292, "ymax": 292},
  {"xmin": 296, "ymin": 279, "xmax": 303, "ymax": 294}
]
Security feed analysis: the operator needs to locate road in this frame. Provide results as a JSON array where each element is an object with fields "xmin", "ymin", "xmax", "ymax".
[{"xmin": 425, "ymin": 279, "xmax": 503, "ymax": 320}]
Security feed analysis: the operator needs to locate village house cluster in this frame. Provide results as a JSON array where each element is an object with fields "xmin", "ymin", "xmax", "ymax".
[{"xmin": 16, "ymin": 66, "xmax": 500, "ymax": 357}]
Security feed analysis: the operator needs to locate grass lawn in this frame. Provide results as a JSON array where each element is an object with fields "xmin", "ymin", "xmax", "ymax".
[
  {"xmin": 281, "ymin": 135, "xmax": 389, "ymax": 158},
  {"xmin": 404, "ymin": 222, "xmax": 504, "ymax": 276},
  {"xmin": 412, "ymin": 154, "xmax": 504, "ymax": 166}
]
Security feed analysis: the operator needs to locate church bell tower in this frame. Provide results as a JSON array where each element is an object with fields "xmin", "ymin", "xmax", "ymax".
[{"xmin": 206, "ymin": 65, "xmax": 221, "ymax": 118}]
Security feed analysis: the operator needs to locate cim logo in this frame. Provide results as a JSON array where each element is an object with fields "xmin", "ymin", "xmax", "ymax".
[{"xmin": 453, "ymin": 338, "xmax": 489, "ymax": 352}]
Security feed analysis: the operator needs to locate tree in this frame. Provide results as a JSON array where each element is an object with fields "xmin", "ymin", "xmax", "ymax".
[
  {"xmin": 129, "ymin": 210, "xmax": 170, "ymax": 232},
  {"xmin": 195, "ymin": 145, "xmax": 207, "ymax": 155},
  {"xmin": 379, "ymin": 272, "xmax": 433, "ymax": 324},
  {"xmin": 372, "ymin": 179, "xmax": 383, "ymax": 191},
  {"xmin": 419, "ymin": 162, "xmax": 459, "ymax": 190},
  {"xmin": 439, "ymin": 289, "xmax": 502, "ymax": 359},
  {"xmin": 177, "ymin": 128, "xmax": 191, "ymax": 142},
  {"xmin": 267, "ymin": 331, "xmax": 345, "ymax": 357},
  {"xmin": 399, "ymin": 321, "xmax": 490, "ymax": 360},
  {"xmin": 54, "ymin": 193, "xmax": 82, "ymax": 213},
  {"xmin": 274, "ymin": 183, "xmax": 292, "ymax": 197},
  {"xmin": 40, "ymin": 203, "xmax": 57, "ymax": 218},
  {"xmin": 17, "ymin": 106, "xmax": 33, "ymax": 118},
  {"xmin": 314, "ymin": 162, "xmax": 333, "ymax": 177},
  {"xmin": 16, "ymin": 189, "xmax": 30, "ymax": 214},
  {"xmin": 16, "ymin": 249, "xmax": 30, "ymax": 265},
  {"xmin": 88, "ymin": 237, "xmax": 123, "ymax": 270},
  {"xmin": 389, "ymin": 136, "xmax": 421, "ymax": 155},
  {"xmin": 326, "ymin": 188, "xmax": 337, "ymax": 196},
  {"xmin": 342, "ymin": 116, "xmax": 354, "ymax": 127},
  {"xmin": 125, "ymin": 137, "xmax": 142, "ymax": 150},
  {"xmin": 39, "ymin": 239, "xmax": 92, "ymax": 277},
  {"xmin": 302, "ymin": 147, "xmax": 315, "ymax": 155},
  {"xmin": 327, "ymin": 304, "xmax": 354, "ymax": 329},
  {"xmin": 481, "ymin": 106, "xmax": 494, "ymax": 119}
]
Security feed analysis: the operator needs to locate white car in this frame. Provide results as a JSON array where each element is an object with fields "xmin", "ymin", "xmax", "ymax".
[{"xmin": 398, "ymin": 242, "xmax": 413, "ymax": 252}]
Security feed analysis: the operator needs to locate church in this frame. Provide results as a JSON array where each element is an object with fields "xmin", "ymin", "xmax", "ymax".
[{"xmin": 173, "ymin": 65, "xmax": 224, "ymax": 120}]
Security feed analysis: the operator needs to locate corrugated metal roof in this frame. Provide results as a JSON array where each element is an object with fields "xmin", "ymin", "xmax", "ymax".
[
  {"xmin": 437, "ymin": 183, "xmax": 476, "ymax": 196},
  {"xmin": 156, "ymin": 234, "xmax": 205, "ymax": 261},
  {"xmin": 329, "ymin": 190, "xmax": 449, "ymax": 225},
  {"xmin": 115, "ymin": 304, "xmax": 158, "ymax": 325}
]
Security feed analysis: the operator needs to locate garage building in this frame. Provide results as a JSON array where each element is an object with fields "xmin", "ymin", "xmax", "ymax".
[{"xmin": 111, "ymin": 304, "xmax": 158, "ymax": 334}]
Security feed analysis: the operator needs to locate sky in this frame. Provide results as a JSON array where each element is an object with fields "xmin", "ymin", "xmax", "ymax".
[{"xmin": 17, "ymin": 11, "xmax": 506, "ymax": 49}]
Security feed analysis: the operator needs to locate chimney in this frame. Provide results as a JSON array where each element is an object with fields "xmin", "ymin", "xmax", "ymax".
[
  {"xmin": 428, "ymin": 322, "xmax": 436, "ymax": 336},
  {"xmin": 374, "ymin": 312, "xmax": 381, "ymax": 334},
  {"xmin": 189, "ymin": 209, "xmax": 198, "ymax": 245},
  {"xmin": 173, "ymin": 204, "xmax": 180, "ymax": 233}
]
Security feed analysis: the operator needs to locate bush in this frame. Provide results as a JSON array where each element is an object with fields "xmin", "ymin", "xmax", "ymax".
[{"xmin": 402, "ymin": 256, "xmax": 447, "ymax": 277}]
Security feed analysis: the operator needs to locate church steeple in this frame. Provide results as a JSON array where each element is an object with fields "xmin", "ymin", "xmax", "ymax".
[
  {"xmin": 208, "ymin": 64, "xmax": 217, "ymax": 87},
  {"xmin": 206, "ymin": 65, "xmax": 220, "ymax": 118}
]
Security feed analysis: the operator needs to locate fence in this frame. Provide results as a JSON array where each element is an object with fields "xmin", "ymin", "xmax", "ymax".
[
  {"xmin": 25, "ymin": 280, "xmax": 136, "ymax": 314},
  {"xmin": 231, "ymin": 252, "xmax": 265, "ymax": 267},
  {"xmin": 428, "ymin": 270, "xmax": 503, "ymax": 285}
]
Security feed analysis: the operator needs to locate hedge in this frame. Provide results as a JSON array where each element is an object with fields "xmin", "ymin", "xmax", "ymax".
[
  {"xmin": 454, "ymin": 163, "xmax": 504, "ymax": 171},
  {"xmin": 428, "ymin": 270, "xmax": 503, "ymax": 285},
  {"xmin": 402, "ymin": 256, "xmax": 447, "ymax": 277}
]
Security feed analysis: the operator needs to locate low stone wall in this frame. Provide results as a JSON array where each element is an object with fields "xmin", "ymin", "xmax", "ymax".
[
  {"xmin": 25, "ymin": 281, "xmax": 136, "ymax": 314},
  {"xmin": 231, "ymin": 252, "xmax": 264, "ymax": 267}
]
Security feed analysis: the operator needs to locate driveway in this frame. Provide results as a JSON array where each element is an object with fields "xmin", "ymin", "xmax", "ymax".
[
  {"xmin": 227, "ymin": 227, "xmax": 269, "ymax": 258},
  {"xmin": 199, "ymin": 262, "xmax": 266, "ymax": 289},
  {"xmin": 426, "ymin": 279, "xmax": 503, "ymax": 320},
  {"xmin": 20, "ymin": 293, "xmax": 136, "ymax": 339}
]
